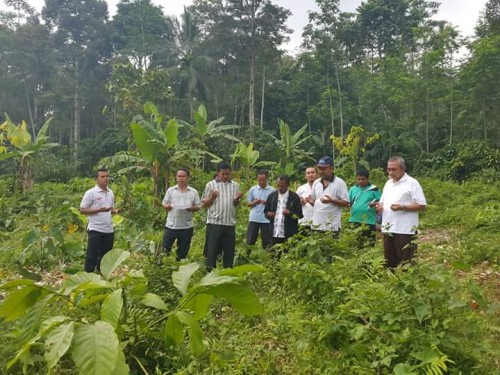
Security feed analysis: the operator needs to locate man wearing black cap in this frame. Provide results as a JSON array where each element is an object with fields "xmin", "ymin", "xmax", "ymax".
[{"xmin": 311, "ymin": 156, "xmax": 349, "ymax": 236}]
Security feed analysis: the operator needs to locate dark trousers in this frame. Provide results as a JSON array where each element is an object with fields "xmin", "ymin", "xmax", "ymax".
[
  {"xmin": 85, "ymin": 230, "xmax": 114, "ymax": 273},
  {"xmin": 383, "ymin": 233, "xmax": 416, "ymax": 268},
  {"xmin": 162, "ymin": 227, "xmax": 194, "ymax": 261},
  {"xmin": 351, "ymin": 222, "xmax": 376, "ymax": 247},
  {"xmin": 206, "ymin": 224, "xmax": 235, "ymax": 271},
  {"xmin": 246, "ymin": 221, "xmax": 272, "ymax": 249}
]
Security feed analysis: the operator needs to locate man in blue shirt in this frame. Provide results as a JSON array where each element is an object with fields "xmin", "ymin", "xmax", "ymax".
[{"xmin": 246, "ymin": 170, "xmax": 275, "ymax": 251}]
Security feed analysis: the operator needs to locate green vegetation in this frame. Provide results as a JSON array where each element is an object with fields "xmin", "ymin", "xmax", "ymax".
[{"xmin": 0, "ymin": 171, "xmax": 498, "ymax": 374}]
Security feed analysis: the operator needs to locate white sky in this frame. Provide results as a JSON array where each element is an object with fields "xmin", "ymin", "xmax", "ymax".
[{"xmin": 2, "ymin": 0, "xmax": 488, "ymax": 53}]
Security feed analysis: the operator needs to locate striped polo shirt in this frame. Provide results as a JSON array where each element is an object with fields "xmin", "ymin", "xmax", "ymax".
[{"xmin": 202, "ymin": 179, "xmax": 241, "ymax": 226}]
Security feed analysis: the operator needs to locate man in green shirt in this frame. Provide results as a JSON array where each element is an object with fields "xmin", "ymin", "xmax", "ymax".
[{"xmin": 348, "ymin": 169, "xmax": 381, "ymax": 246}]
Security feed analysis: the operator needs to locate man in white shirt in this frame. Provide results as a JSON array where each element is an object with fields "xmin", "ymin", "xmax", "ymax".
[
  {"xmin": 80, "ymin": 169, "xmax": 119, "ymax": 273},
  {"xmin": 376, "ymin": 156, "xmax": 427, "ymax": 268},
  {"xmin": 311, "ymin": 156, "xmax": 349, "ymax": 236},
  {"xmin": 296, "ymin": 166, "xmax": 317, "ymax": 231},
  {"xmin": 161, "ymin": 168, "xmax": 200, "ymax": 261}
]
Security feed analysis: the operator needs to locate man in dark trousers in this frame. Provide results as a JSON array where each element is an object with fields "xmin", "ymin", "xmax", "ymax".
[
  {"xmin": 80, "ymin": 168, "xmax": 120, "ymax": 273},
  {"xmin": 264, "ymin": 175, "xmax": 303, "ymax": 249}
]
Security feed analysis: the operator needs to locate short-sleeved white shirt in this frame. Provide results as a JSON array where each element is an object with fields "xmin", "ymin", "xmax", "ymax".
[
  {"xmin": 162, "ymin": 185, "xmax": 200, "ymax": 229},
  {"xmin": 379, "ymin": 173, "xmax": 427, "ymax": 234},
  {"xmin": 296, "ymin": 182, "xmax": 314, "ymax": 225},
  {"xmin": 80, "ymin": 185, "xmax": 115, "ymax": 233},
  {"xmin": 311, "ymin": 176, "xmax": 349, "ymax": 231}
]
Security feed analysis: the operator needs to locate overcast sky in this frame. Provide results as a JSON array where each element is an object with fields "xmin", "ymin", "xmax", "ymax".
[{"xmin": 3, "ymin": 0, "xmax": 488, "ymax": 52}]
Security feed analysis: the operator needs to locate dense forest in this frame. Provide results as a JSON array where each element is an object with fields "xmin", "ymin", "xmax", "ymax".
[{"xmin": 1, "ymin": 0, "xmax": 499, "ymax": 180}]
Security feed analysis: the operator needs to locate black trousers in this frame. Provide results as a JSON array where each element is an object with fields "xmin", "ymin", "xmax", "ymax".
[
  {"xmin": 246, "ymin": 221, "xmax": 272, "ymax": 249},
  {"xmin": 85, "ymin": 230, "xmax": 114, "ymax": 273},
  {"xmin": 383, "ymin": 233, "xmax": 416, "ymax": 268},
  {"xmin": 350, "ymin": 222, "xmax": 376, "ymax": 246},
  {"xmin": 205, "ymin": 224, "xmax": 235, "ymax": 271},
  {"xmin": 162, "ymin": 227, "xmax": 194, "ymax": 261}
]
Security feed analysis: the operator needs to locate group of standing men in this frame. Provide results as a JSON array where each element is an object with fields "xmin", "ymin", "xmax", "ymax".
[{"xmin": 80, "ymin": 156, "xmax": 426, "ymax": 273}]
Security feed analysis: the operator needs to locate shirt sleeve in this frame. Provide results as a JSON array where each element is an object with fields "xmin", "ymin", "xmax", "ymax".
[
  {"xmin": 412, "ymin": 181, "xmax": 427, "ymax": 205},
  {"xmin": 80, "ymin": 190, "xmax": 93, "ymax": 208},
  {"xmin": 339, "ymin": 180, "xmax": 349, "ymax": 202},
  {"xmin": 193, "ymin": 189, "xmax": 201, "ymax": 206},
  {"xmin": 247, "ymin": 187, "xmax": 254, "ymax": 203},
  {"xmin": 202, "ymin": 182, "xmax": 212, "ymax": 201},
  {"xmin": 162, "ymin": 189, "xmax": 170, "ymax": 204}
]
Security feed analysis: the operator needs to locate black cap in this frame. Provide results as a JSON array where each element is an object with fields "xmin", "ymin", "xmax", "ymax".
[{"xmin": 317, "ymin": 156, "xmax": 334, "ymax": 167}]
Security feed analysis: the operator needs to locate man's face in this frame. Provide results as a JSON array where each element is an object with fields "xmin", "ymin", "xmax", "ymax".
[
  {"xmin": 276, "ymin": 179, "xmax": 289, "ymax": 194},
  {"xmin": 176, "ymin": 170, "xmax": 189, "ymax": 185},
  {"xmin": 357, "ymin": 175, "xmax": 369, "ymax": 187},
  {"xmin": 257, "ymin": 174, "xmax": 268, "ymax": 188},
  {"xmin": 305, "ymin": 167, "xmax": 317, "ymax": 183},
  {"xmin": 318, "ymin": 165, "xmax": 333, "ymax": 179},
  {"xmin": 387, "ymin": 161, "xmax": 405, "ymax": 181},
  {"xmin": 96, "ymin": 171, "xmax": 109, "ymax": 188},
  {"xmin": 218, "ymin": 168, "xmax": 231, "ymax": 183}
]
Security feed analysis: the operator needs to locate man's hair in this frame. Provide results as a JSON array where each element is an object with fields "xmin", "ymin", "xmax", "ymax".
[
  {"xmin": 95, "ymin": 168, "xmax": 109, "ymax": 178},
  {"xmin": 277, "ymin": 174, "xmax": 290, "ymax": 185},
  {"xmin": 257, "ymin": 169, "xmax": 268, "ymax": 177},
  {"xmin": 356, "ymin": 169, "xmax": 369, "ymax": 178},
  {"xmin": 217, "ymin": 161, "xmax": 232, "ymax": 171},
  {"xmin": 388, "ymin": 156, "xmax": 406, "ymax": 170},
  {"xmin": 177, "ymin": 168, "xmax": 190, "ymax": 177}
]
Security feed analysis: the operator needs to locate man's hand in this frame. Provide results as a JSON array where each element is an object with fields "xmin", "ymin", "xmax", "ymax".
[
  {"xmin": 320, "ymin": 195, "xmax": 333, "ymax": 204},
  {"xmin": 266, "ymin": 211, "xmax": 276, "ymax": 218},
  {"xmin": 163, "ymin": 203, "xmax": 173, "ymax": 211},
  {"xmin": 282, "ymin": 208, "xmax": 290, "ymax": 216}
]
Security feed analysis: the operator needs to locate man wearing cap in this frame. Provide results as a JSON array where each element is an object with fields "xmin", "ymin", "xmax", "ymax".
[
  {"xmin": 311, "ymin": 156, "xmax": 349, "ymax": 236},
  {"xmin": 375, "ymin": 156, "xmax": 426, "ymax": 268}
]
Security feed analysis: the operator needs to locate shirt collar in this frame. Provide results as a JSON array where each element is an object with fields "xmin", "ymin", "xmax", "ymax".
[{"xmin": 95, "ymin": 184, "xmax": 108, "ymax": 193}]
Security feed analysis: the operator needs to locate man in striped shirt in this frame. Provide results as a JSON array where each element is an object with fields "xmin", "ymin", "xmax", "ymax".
[{"xmin": 202, "ymin": 161, "xmax": 243, "ymax": 271}]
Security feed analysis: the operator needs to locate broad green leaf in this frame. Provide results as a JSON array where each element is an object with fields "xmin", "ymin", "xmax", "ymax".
[
  {"xmin": 101, "ymin": 289, "xmax": 123, "ymax": 328},
  {"xmin": 164, "ymin": 313, "xmax": 184, "ymax": 347},
  {"xmin": 164, "ymin": 119, "xmax": 179, "ymax": 148},
  {"xmin": 412, "ymin": 300, "xmax": 431, "ymax": 323},
  {"xmin": 141, "ymin": 293, "xmax": 168, "ymax": 311},
  {"xmin": 7, "ymin": 334, "xmax": 40, "ymax": 370},
  {"xmin": 40, "ymin": 316, "xmax": 72, "ymax": 335},
  {"xmin": 1, "ymin": 278, "xmax": 35, "ymax": 290},
  {"xmin": 112, "ymin": 214, "xmax": 125, "ymax": 227},
  {"xmin": 19, "ymin": 295, "xmax": 54, "ymax": 343},
  {"xmin": 205, "ymin": 283, "xmax": 262, "ymax": 316},
  {"xmin": 100, "ymin": 249, "xmax": 130, "ymax": 280},
  {"xmin": 0, "ymin": 284, "xmax": 45, "ymax": 321},
  {"xmin": 78, "ymin": 294, "xmax": 109, "ymax": 307},
  {"xmin": 197, "ymin": 272, "xmax": 236, "ymax": 288},
  {"xmin": 71, "ymin": 321, "xmax": 119, "ymax": 375},
  {"xmin": 393, "ymin": 363, "xmax": 418, "ymax": 375},
  {"xmin": 172, "ymin": 263, "xmax": 199, "ymax": 295},
  {"xmin": 22, "ymin": 228, "xmax": 39, "ymax": 248},
  {"xmin": 219, "ymin": 264, "xmax": 266, "ymax": 276},
  {"xmin": 197, "ymin": 104, "xmax": 207, "ymax": 121},
  {"xmin": 63, "ymin": 272, "xmax": 102, "ymax": 294},
  {"xmin": 176, "ymin": 312, "xmax": 205, "ymax": 356},
  {"xmin": 69, "ymin": 206, "xmax": 88, "ymax": 227},
  {"xmin": 73, "ymin": 280, "xmax": 115, "ymax": 293},
  {"xmin": 111, "ymin": 349, "xmax": 130, "ymax": 375},
  {"xmin": 183, "ymin": 293, "xmax": 213, "ymax": 320},
  {"xmin": 45, "ymin": 321, "xmax": 75, "ymax": 369}
]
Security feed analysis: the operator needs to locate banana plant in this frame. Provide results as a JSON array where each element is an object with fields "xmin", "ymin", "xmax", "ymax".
[
  {"xmin": 231, "ymin": 142, "xmax": 276, "ymax": 179},
  {"xmin": 103, "ymin": 102, "xmax": 183, "ymax": 203},
  {"xmin": 180, "ymin": 104, "xmax": 240, "ymax": 169},
  {"xmin": 0, "ymin": 115, "xmax": 58, "ymax": 193},
  {"xmin": 0, "ymin": 249, "xmax": 264, "ymax": 374}
]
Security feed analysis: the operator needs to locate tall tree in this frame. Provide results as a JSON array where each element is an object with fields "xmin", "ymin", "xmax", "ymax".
[
  {"xmin": 43, "ymin": 0, "xmax": 112, "ymax": 158},
  {"xmin": 111, "ymin": 0, "xmax": 174, "ymax": 70},
  {"xmin": 191, "ymin": 0, "xmax": 291, "ymax": 128}
]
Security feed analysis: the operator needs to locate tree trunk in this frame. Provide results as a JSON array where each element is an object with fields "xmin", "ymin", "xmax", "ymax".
[
  {"xmin": 248, "ymin": 52, "xmax": 255, "ymax": 127},
  {"xmin": 73, "ymin": 50, "xmax": 80, "ymax": 160},
  {"xmin": 260, "ymin": 66, "xmax": 265, "ymax": 129}
]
